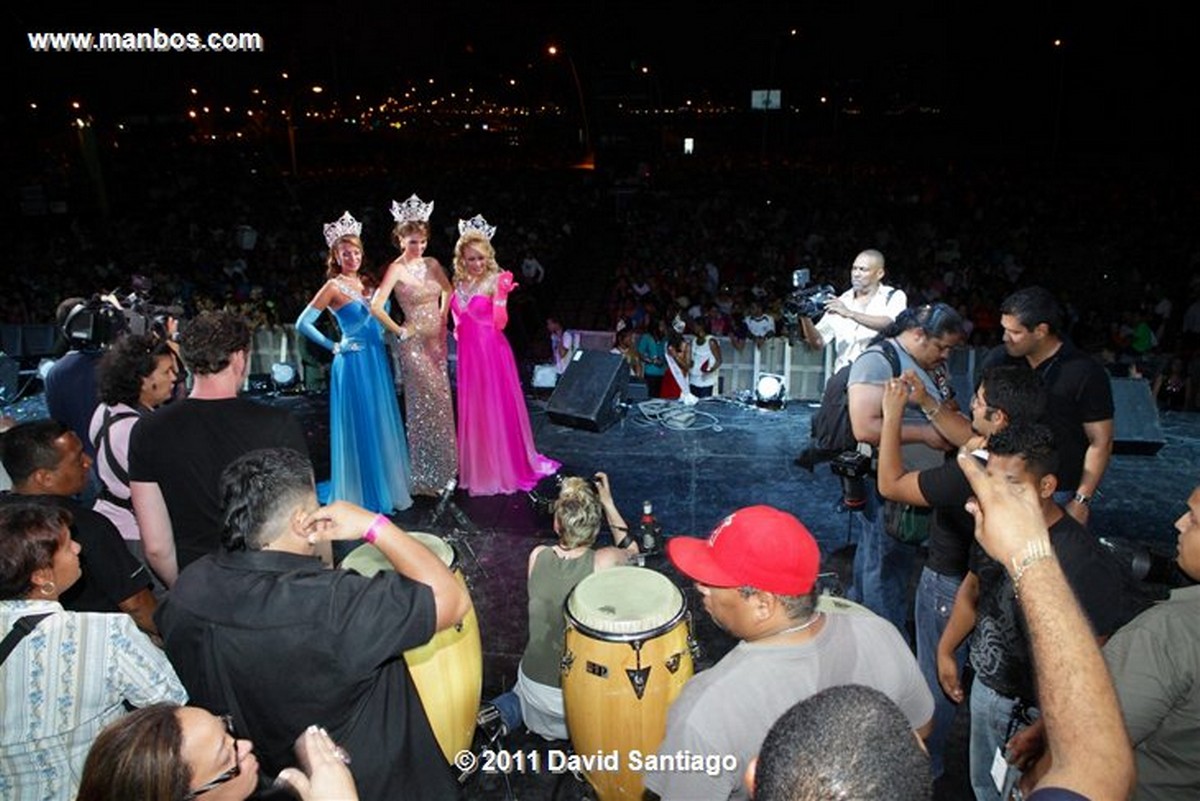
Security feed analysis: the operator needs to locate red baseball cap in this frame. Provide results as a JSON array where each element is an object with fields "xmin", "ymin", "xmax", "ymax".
[{"xmin": 667, "ymin": 505, "xmax": 820, "ymax": 595}]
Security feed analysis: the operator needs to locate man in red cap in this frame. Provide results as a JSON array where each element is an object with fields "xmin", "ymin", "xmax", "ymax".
[{"xmin": 643, "ymin": 505, "xmax": 933, "ymax": 801}]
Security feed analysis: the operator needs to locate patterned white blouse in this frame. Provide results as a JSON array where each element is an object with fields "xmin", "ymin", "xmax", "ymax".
[{"xmin": 1, "ymin": 600, "xmax": 188, "ymax": 801}]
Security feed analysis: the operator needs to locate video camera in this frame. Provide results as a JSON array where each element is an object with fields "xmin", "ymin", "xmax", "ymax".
[
  {"xmin": 63, "ymin": 284, "xmax": 182, "ymax": 350},
  {"xmin": 779, "ymin": 268, "xmax": 837, "ymax": 340}
]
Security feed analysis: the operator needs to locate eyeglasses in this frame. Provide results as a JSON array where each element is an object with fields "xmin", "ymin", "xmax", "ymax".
[
  {"xmin": 970, "ymin": 390, "xmax": 997, "ymax": 414},
  {"xmin": 183, "ymin": 715, "xmax": 242, "ymax": 800}
]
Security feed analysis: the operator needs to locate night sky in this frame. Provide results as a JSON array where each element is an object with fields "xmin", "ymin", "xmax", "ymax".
[{"xmin": 7, "ymin": 2, "xmax": 1195, "ymax": 157}]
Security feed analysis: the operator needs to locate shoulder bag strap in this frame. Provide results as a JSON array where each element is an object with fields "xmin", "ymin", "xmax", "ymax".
[{"xmin": 0, "ymin": 612, "xmax": 54, "ymax": 666}]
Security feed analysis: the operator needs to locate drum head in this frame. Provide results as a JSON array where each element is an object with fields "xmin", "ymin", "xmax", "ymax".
[
  {"xmin": 342, "ymin": 531, "xmax": 456, "ymax": 576},
  {"xmin": 566, "ymin": 566, "xmax": 684, "ymax": 639}
]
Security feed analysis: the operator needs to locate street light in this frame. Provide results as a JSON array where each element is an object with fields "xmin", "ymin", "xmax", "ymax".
[{"xmin": 546, "ymin": 43, "xmax": 593, "ymax": 167}]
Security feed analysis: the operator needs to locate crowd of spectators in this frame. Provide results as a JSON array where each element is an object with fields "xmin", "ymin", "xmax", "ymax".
[{"xmin": 8, "ymin": 139, "xmax": 1200, "ymax": 407}]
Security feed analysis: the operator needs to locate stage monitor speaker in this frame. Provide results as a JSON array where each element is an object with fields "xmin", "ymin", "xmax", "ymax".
[
  {"xmin": 1111, "ymin": 377, "xmax": 1166, "ymax": 455},
  {"xmin": 547, "ymin": 350, "xmax": 629, "ymax": 432}
]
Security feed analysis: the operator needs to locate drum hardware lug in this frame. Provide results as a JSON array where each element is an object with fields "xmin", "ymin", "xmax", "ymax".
[
  {"xmin": 664, "ymin": 653, "xmax": 682, "ymax": 673},
  {"xmin": 686, "ymin": 613, "xmax": 703, "ymax": 663},
  {"xmin": 561, "ymin": 650, "xmax": 574, "ymax": 676},
  {"xmin": 586, "ymin": 661, "xmax": 608, "ymax": 678},
  {"xmin": 626, "ymin": 666, "xmax": 650, "ymax": 700}
]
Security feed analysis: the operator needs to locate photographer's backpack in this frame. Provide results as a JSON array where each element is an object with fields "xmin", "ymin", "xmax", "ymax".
[{"xmin": 798, "ymin": 340, "xmax": 902, "ymax": 468}]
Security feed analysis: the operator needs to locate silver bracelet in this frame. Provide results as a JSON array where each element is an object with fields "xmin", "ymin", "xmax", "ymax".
[{"xmin": 1010, "ymin": 539, "xmax": 1053, "ymax": 599}]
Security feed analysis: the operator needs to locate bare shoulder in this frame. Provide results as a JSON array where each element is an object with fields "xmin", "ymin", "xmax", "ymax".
[
  {"xmin": 594, "ymin": 546, "xmax": 635, "ymax": 570},
  {"xmin": 528, "ymin": 544, "xmax": 549, "ymax": 572}
]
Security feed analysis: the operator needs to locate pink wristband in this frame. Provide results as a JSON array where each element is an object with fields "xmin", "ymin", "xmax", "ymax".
[{"xmin": 362, "ymin": 514, "xmax": 389, "ymax": 544}]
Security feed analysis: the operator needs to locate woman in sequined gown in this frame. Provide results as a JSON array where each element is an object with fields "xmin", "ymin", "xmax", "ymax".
[
  {"xmin": 296, "ymin": 218, "xmax": 412, "ymax": 512},
  {"xmin": 373, "ymin": 217, "xmax": 458, "ymax": 496},
  {"xmin": 450, "ymin": 220, "xmax": 559, "ymax": 496}
]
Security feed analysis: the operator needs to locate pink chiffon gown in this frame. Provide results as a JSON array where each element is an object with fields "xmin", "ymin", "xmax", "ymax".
[{"xmin": 451, "ymin": 290, "xmax": 559, "ymax": 495}]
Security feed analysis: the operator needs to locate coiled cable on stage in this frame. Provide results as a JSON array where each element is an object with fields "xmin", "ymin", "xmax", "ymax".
[{"xmin": 632, "ymin": 399, "xmax": 721, "ymax": 431}]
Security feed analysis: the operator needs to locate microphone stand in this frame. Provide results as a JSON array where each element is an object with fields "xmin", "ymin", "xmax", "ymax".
[{"xmin": 426, "ymin": 478, "xmax": 487, "ymax": 578}]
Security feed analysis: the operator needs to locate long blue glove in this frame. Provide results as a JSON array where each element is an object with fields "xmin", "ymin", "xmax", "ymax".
[{"xmin": 295, "ymin": 304, "xmax": 336, "ymax": 352}]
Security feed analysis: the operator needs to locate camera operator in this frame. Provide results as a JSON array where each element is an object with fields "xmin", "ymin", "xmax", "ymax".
[
  {"xmin": 845, "ymin": 303, "xmax": 965, "ymax": 641},
  {"xmin": 477, "ymin": 471, "xmax": 638, "ymax": 743},
  {"xmin": 45, "ymin": 297, "xmax": 114, "ymax": 464},
  {"xmin": 46, "ymin": 290, "xmax": 183, "ymax": 474},
  {"xmin": 799, "ymin": 249, "xmax": 907, "ymax": 371}
]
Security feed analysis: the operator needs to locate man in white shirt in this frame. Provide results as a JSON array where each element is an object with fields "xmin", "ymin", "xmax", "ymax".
[
  {"xmin": 547, "ymin": 316, "xmax": 576, "ymax": 375},
  {"xmin": 801, "ymin": 249, "xmax": 907, "ymax": 371}
]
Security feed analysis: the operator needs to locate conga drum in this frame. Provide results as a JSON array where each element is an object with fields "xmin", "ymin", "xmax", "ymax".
[
  {"xmin": 342, "ymin": 532, "xmax": 482, "ymax": 764},
  {"xmin": 562, "ymin": 566, "xmax": 694, "ymax": 800}
]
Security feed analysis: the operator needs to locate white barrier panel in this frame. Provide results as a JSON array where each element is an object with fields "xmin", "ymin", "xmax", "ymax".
[{"xmin": 257, "ymin": 326, "xmax": 977, "ymax": 403}]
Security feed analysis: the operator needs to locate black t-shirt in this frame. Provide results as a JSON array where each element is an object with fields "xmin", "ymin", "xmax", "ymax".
[
  {"xmin": 158, "ymin": 549, "xmax": 455, "ymax": 801},
  {"xmin": 916, "ymin": 459, "xmax": 976, "ymax": 576},
  {"xmin": 127, "ymin": 397, "xmax": 309, "ymax": 570},
  {"xmin": 980, "ymin": 342, "xmax": 1114, "ymax": 491},
  {"xmin": 969, "ymin": 512, "xmax": 1131, "ymax": 701},
  {"xmin": 0, "ymin": 492, "xmax": 150, "ymax": 610}
]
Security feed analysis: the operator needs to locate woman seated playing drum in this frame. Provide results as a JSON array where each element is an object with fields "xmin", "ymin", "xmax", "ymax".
[{"xmin": 483, "ymin": 473, "xmax": 639, "ymax": 741}]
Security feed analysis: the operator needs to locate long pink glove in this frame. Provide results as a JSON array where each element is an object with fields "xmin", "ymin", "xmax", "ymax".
[{"xmin": 493, "ymin": 271, "xmax": 518, "ymax": 329}]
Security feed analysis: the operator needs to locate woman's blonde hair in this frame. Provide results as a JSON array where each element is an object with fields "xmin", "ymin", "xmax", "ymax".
[
  {"xmin": 554, "ymin": 477, "xmax": 602, "ymax": 548},
  {"xmin": 452, "ymin": 230, "xmax": 499, "ymax": 284}
]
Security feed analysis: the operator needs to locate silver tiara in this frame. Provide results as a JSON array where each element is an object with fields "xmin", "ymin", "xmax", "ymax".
[
  {"xmin": 390, "ymin": 194, "xmax": 434, "ymax": 223},
  {"xmin": 457, "ymin": 214, "xmax": 496, "ymax": 241},
  {"xmin": 322, "ymin": 211, "xmax": 362, "ymax": 248}
]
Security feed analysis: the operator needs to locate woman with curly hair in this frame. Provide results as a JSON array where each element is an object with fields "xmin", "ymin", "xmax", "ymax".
[{"xmin": 88, "ymin": 333, "xmax": 178, "ymax": 552}]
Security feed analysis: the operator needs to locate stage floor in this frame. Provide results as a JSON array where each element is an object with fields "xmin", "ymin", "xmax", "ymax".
[
  {"xmin": 387, "ymin": 394, "xmax": 1198, "ymax": 801},
  {"xmin": 5, "ymin": 389, "xmax": 1196, "ymax": 799}
]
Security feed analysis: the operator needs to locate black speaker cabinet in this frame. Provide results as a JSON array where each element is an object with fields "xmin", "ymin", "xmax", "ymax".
[
  {"xmin": 547, "ymin": 350, "xmax": 630, "ymax": 432},
  {"xmin": 1111, "ymin": 377, "xmax": 1166, "ymax": 455}
]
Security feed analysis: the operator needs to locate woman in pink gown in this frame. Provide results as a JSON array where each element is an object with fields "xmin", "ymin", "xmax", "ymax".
[{"xmin": 450, "ymin": 215, "xmax": 559, "ymax": 495}]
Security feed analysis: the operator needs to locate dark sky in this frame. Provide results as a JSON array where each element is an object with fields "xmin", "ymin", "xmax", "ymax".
[{"xmin": 7, "ymin": 3, "xmax": 1194, "ymax": 154}]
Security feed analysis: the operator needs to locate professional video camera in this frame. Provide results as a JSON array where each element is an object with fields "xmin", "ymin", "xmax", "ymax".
[
  {"xmin": 779, "ymin": 268, "xmax": 838, "ymax": 341},
  {"xmin": 62, "ymin": 281, "xmax": 183, "ymax": 349}
]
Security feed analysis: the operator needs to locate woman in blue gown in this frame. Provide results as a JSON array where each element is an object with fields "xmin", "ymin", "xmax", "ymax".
[{"xmin": 295, "ymin": 211, "xmax": 412, "ymax": 512}]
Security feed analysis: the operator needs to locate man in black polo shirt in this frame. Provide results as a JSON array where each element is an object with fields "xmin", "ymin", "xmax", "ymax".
[
  {"xmin": 157, "ymin": 447, "xmax": 471, "ymax": 801},
  {"xmin": 980, "ymin": 286, "xmax": 1113, "ymax": 525}
]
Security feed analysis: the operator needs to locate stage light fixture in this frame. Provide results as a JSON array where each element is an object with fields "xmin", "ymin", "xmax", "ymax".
[
  {"xmin": 270, "ymin": 361, "xmax": 299, "ymax": 391},
  {"xmin": 754, "ymin": 373, "xmax": 787, "ymax": 409}
]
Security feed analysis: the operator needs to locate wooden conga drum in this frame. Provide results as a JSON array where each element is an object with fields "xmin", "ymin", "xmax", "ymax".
[
  {"xmin": 562, "ymin": 566, "xmax": 694, "ymax": 800},
  {"xmin": 342, "ymin": 532, "xmax": 482, "ymax": 764}
]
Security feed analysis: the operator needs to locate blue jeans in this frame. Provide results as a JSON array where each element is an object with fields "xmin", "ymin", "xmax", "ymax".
[
  {"xmin": 915, "ymin": 567, "xmax": 966, "ymax": 780},
  {"xmin": 490, "ymin": 689, "xmax": 523, "ymax": 734},
  {"xmin": 847, "ymin": 477, "xmax": 917, "ymax": 641},
  {"xmin": 969, "ymin": 680, "xmax": 1018, "ymax": 801}
]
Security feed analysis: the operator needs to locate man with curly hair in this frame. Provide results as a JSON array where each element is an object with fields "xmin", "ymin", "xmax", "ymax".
[{"xmin": 128, "ymin": 311, "xmax": 307, "ymax": 586}]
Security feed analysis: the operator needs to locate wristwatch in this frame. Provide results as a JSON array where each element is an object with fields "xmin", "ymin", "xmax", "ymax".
[{"xmin": 1072, "ymin": 492, "xmax": 1092, "ymax": 506}]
